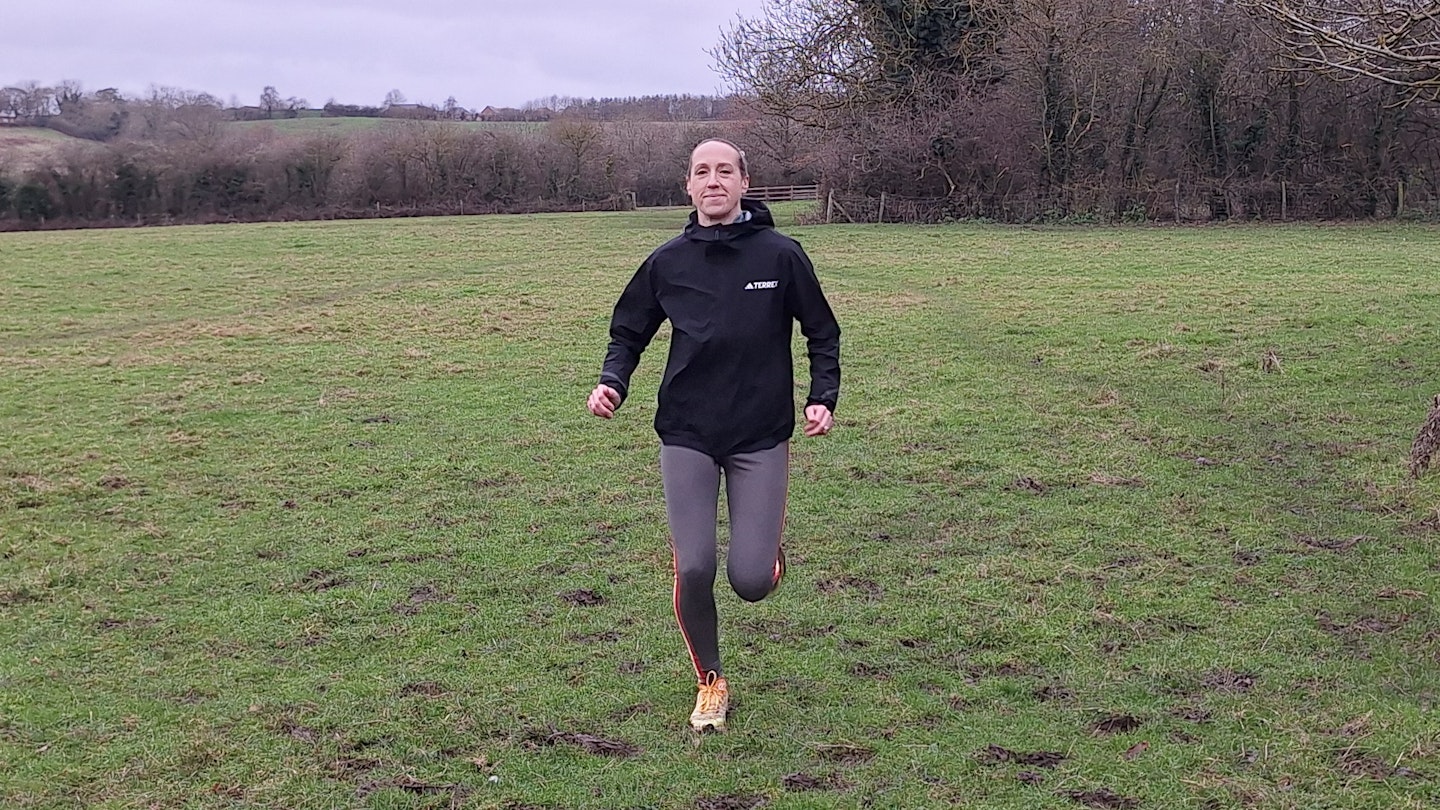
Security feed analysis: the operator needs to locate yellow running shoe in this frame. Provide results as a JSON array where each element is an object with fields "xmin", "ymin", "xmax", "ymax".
[{"xmin": 690, "ymin": 672, "xmax": 729, "ymax": 732}]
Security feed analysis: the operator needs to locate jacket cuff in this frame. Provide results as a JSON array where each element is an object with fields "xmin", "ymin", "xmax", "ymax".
[
  {"xmin": 601, "ymin": 378, "xmax": 628, "ymax": 403},
  {"xmin": 806, "ymin": 397, "xmax": 836, "ymax": 413}
]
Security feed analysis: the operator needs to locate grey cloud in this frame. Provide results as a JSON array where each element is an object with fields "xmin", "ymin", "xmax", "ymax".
[{"xmin": 2, "ymin": 0, "xmax": 767, "ymax": 108}]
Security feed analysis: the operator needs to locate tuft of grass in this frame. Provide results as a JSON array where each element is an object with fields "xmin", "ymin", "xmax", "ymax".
[{"xmin": 1, "ymin": 215, "xmax": 1438, "ymax": 808}]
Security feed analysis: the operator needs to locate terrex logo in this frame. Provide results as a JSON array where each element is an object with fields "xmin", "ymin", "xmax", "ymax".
[{"xmin": 744, "ymin": 280, "xmax": 779, "ymax": 290}]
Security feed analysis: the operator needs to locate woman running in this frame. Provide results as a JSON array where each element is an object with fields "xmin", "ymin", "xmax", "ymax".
[{"xmin": 587, "ymin": 138, "xmax": 841, "ymax": 731}]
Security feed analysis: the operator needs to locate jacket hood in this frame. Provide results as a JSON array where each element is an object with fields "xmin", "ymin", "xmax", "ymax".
[{"xmin": 682, "ymin": 198, "xmax": 776, "ymax": 244}]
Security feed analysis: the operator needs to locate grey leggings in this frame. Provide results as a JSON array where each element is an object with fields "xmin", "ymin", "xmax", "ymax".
[{"xmin": 661, "ymin": 441, "xmax": 789, "ymax": 680}]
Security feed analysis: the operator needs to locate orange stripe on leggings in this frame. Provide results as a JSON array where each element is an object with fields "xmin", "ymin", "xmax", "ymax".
[{"xmin": 671, "ymin": 539, "xmax": 706, "ymax": 680}]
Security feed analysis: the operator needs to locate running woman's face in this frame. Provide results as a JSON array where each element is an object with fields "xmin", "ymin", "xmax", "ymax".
[{"xmin": 686, "ymin": 141, "xmax": 749, "ymax": 226}]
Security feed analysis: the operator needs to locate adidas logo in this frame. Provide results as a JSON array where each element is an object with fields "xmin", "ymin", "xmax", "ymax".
[{"xmin": 744, "ymin": 280, "xmax": 779, "ymax": 290}]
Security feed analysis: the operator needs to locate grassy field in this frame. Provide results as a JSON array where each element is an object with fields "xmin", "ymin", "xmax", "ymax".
[
  {"xmin": 1, "ymin": 207, "xmax": 1437, "ymax": 809},
  {"xmin": 228, "ymin": 117, "xmax": 552, "ymax": 136},
  {"xmin": 0, "ymin": 127, "xmax": 94, "ymax": 172}
]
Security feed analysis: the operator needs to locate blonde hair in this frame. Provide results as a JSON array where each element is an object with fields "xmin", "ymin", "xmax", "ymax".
[{"xmin": 688, "ymin": 138, "xmax": 749, "ymax": 178}]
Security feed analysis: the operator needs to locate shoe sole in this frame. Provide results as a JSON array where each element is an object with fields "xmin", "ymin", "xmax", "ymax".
[{"xmin": 691, "ymin": 720, "xmax": 725, "ymax": 732}]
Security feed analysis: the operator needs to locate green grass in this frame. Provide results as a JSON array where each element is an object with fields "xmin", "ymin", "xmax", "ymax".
[{"xmin": 1, "ymin": 209, "xmax": 1437, "ymax": 809}]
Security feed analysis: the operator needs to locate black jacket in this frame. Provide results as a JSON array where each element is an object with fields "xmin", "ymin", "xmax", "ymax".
[{"xmin": 600, "ymin": 200, "xmax": 841, "ymax": 457}]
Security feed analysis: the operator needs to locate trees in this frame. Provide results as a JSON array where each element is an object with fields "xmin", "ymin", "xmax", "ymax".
[
  {"xmin": 1247, "ymin": 0, "xmax": 1440, "ymax": 102},
  {"xmin": 260, "ymin": 86, "xmax": 281, "ymax": 118}
]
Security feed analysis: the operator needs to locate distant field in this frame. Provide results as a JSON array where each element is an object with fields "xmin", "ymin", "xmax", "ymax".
[
  {"xmin": 229, "ymin": 117, "xmax": 551, "ymax": 135},
  {"xmin": 228, "ymin": 117, "xmax": 718, "ymax": 138},
  {"xmin": 1, "ymin": 213, "xmax": 1437, "ymax": 808},
  {"xmin": 0, "ymin": 126, "xmax": 93, "ymax": 172}
]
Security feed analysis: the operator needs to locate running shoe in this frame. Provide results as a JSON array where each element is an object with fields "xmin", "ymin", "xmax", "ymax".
[{"xmin": 690, "ymin": 672, "xmax": 729, "ymax": 732}]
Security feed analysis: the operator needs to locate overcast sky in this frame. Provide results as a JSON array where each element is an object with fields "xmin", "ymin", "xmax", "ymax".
[{"xmin": 4, "ymin": 1, "xmax": 770, "ymax": 109}]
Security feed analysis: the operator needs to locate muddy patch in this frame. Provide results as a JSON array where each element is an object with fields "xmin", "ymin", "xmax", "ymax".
[
  {"xmin": 738, "ymin": 617, "xmax": 836, "ymax": 642},
  {"xmin": 1231, "ymin": 550, "xmax": 1261, "ymax": 566},
  {"xmin": 1335, "ymin": 749, "xmax": 1424, "ymax": 781},
  {"xmin": 392, "ymin": 584, "xmax": 451, "ymax": 615},
  {"xmin": 540, "ymin": 729, "xmax": 641, "ymax": 758},
  {"xmin": 293, "ymin": 569, "xmax": 349, "ymax": 593},
  {"xmin": 813, "ymin": 742, "xmax": 876, "ymax": 765},
  {"xmin": 97, "ymin": 474, "xmax": 137, "ymax": 491},
  {"xmin": 1316, "ymin": 611, "xmax": 1410, "ymax": 644},
  {"xmin": 96, "ymin": 616, "xmax": 161, "ymax": 632},
  {"xmin": 608, "ymin": 702, "xmax": 651, "ymax": 722},
  {"xmin": 1009, "ymin": 476, "xmax": 1047, "ymax": 494},
  {"xmin": 267, "ymin": 710, "xmax": 322, "ymax": 745},
  {"xmin": 1200, "ymin": 669, "xmax": 1256, "ymax": 693},
  {"xmin": 1295, "ymin": 534, "xmax": 1367, "ymax": 553},
  {"xmin": 1063, "ymin": 787, "xmax": 1139, "ymax": 808},
  {"xmin": 559, "ymin": 588, "xmax": 606, "ymax": 606},
  {"xmin": 325, "ymin": 756, "xmax": 381, "ymax": 778},
  {"xmin": 1034, "ymin": 683, "xmax": 1075, "ymax": 702},
  {"xmin": 1170, "ymin": 706, "xmax": 1213, "ymax": 723},
  {"xmin": 976, "ymin": 744, "xmax": 1066, "ymax": 768},
  {"xmin": 1091, "ymin": 714, "xmax": 1143, "ymax": 735},
  {"xmin": 782, "ymin": 771, "xmax": 849, "ymax": 791},
  {"xmin": 399, "ymin": 681, "xmax": 448, "ymax": 698},
  {"xmin": 815, "ymin": 576, "xmax": 882, "ymax": 599}
]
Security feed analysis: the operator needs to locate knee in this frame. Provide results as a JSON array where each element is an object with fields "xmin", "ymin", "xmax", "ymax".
[
  {"xmin": 729, "ymin": 569, "xmax": 774, "ymax": 603},
  {"xmin": 676, "ymin": 561, "xmax": 716, "ymax": 591}
]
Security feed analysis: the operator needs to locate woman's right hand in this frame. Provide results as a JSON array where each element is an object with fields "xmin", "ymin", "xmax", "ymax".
[{"xmin": 587, "ymin": 384, "xmax": 622, "ymax": 419}]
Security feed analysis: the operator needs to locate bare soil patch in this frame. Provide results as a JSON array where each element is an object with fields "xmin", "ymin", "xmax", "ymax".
[
  {"xmin": 559, "ymin": 588, "xmax": 606, "ymax": 606},
  {"xmin": 977, "ymin": 744, "xmax": 1066, "ymax": 767},
  {"xmin": 539, "ymin": 729, "xmax": 640, "ymax": 758},
  {"xmin": 1063, "ymin": 787, "xmax": 1139, "ymax": 808},
  {"xmin": 392, "ymin": 584, "xmax": 450, "ymax": 615},
  {"xmin": 1091, "ymin": 714, "xmax": 1143, "ymax": 735}
]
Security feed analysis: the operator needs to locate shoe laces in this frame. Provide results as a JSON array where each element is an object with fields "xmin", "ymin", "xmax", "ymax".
[{"xmin": 696, "ymin": 674, "xmax": 727, "ymax": 714}]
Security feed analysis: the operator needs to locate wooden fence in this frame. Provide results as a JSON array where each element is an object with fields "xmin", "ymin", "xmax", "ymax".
[{"xmin": 745, "ymin": 184, "xmax": 821, "ymax": 202}]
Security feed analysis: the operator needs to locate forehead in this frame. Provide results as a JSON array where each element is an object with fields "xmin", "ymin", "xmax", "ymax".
[{"xmin": 690, "ymin": 141, "xmax": 742, "ymax": 168}]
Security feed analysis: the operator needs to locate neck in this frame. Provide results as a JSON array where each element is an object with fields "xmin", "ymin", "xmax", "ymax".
[{"xmin": 698, "ymin": 208, "xmax": 743, "ymax": 227}]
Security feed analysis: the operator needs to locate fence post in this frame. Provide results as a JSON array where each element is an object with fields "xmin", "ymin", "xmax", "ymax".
[
  {"xmin": 878, "ymin": 192, "xmax": 886, "ymax": 224},
  {"xmin": 1398, "ymin": 179, "xmax": 1405, "ymax": 217},
  {"xmin": 826, "ymin": 190, "xmax": 834, "ymax": 225},
  {"xmin": 1281, "ymin": 180, "xmax": 1286, "ymax": 221}
]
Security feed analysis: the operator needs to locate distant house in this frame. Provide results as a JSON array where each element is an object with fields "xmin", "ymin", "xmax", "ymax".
[
  {"xmin": 382, "ymin": 103, "xmax": 440, "ymax": 120},
  {"xmin": 479, "ymin": 105, "xmax": 552, "ymax": 122}
]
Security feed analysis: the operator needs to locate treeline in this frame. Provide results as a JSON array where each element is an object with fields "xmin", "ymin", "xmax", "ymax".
[
  {"xmin": 0, "ymin": 119, "xmax": 799, "ymax": 229},
  {"xmin": 1, "ymin": 80, "xmax": 747, "ymax": 139},
  {"xmin": 718, "ymin": 0, "xmax": 1440, "ymax": 221}
]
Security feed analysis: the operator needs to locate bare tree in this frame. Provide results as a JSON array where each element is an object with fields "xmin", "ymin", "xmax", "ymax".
[
  {"xmin": 261, "ymin": 86, "xmax": 281, "ymax": 118},
  {"xmin": 384, "ymin": 89, "xmax": 407, "ymax": 108},
  {"xmin": 1248, "ymin": 0, "xmax": 1440, "ymax": 102}
]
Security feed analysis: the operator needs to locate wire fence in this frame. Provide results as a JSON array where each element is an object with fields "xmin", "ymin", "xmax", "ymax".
[{"xmin": 802, "ymin": 177, "xmax": 1440, "ymax": 224}]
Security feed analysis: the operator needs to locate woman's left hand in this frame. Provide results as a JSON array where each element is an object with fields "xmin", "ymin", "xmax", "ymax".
[{"xmin": 803, "ymin": 404, "xmax": 834, "ymax": 437}]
